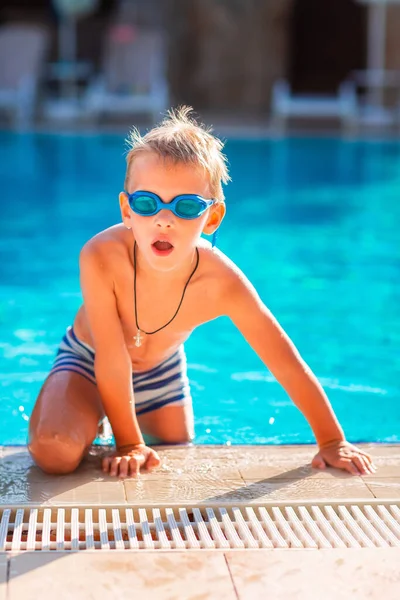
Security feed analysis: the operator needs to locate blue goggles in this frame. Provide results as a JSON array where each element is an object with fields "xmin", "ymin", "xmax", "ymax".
[{"xmin": 126, "ymin": 190, "xmax": 215, "ymax": 220}]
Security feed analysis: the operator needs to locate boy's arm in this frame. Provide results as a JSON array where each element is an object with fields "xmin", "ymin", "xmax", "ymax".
[
  {"xmin": 79, "ymin": 243, "xmax": 144, "ymax": 449},
  {"xmin": 222, "ymin": 269, "xmax": 345, "ymax": 448}
]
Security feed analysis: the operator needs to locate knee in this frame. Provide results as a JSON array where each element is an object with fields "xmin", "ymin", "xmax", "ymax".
[{"xmin": 28, "ymin": 431, "xmax": 85, "ymax": 475}]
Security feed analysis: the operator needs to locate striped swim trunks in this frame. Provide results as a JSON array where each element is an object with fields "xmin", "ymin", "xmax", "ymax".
[{"xmin": 49, "ymin": 326, "xmax": 192, "ymax": 416}]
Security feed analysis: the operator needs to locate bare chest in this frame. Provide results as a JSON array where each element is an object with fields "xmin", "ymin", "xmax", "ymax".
[{"xmin": 115, "ymin": 273, "xmax": 219, "ymax": 368}]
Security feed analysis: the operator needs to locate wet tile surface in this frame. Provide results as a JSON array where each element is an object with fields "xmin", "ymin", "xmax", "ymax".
[
  {"xmin": 8, "ymin": 551, "xmax": 236, "ymax": 600},
  {"xmin": 226, "ymin": 548, "xmax": 400, "ymax": 600},
  {"xmin": 240, "ymin": 477, "xmax": 374, "ymax": 501},
  {"xmin": 0, "ymin": 444, "xmax": 398, "ymax": 505},
  {"xmin": 124, "ymin": 477, "xmax": 247, "ymax": 504},
  {"xmin": 0, "ymin": 447, "xmax": 126, "ymax": 506}
]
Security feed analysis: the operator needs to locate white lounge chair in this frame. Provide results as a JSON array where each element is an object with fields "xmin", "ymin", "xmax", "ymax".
[
  {"xmin": 343, "ymin": 69, "xmax": 400, "ymax": 130},
  {"xmin": 0, "ymin": 23, "xmax": 49, "ymax": 127},
  {"xmin": 84, "ymin": 27, "xmax": 169, "ymax": 123},
  {"xmin": 271, "ymin": 79, "xmax": 357, "ymax": 132}
]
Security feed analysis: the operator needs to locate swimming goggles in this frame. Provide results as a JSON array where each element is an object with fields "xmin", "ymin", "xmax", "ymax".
[{"xmin": 126, "ymin": 190, "xmax": 215, "ymax": 220}]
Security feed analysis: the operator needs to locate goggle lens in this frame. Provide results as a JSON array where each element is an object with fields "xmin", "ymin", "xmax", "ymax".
[
  {"xmin": 132, "ymin": 195, "xmax": 157, "ymax": 214},
  {"xmin": 176, "ymin": 198, "xmax": 204, "ymax": 218}
]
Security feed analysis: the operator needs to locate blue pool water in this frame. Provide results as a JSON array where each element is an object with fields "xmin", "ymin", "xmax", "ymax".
[{"xmin": 0, "ymin": 132, "xmax": 399, "ymax": 446}]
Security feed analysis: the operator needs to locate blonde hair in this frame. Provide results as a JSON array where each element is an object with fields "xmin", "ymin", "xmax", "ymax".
[{"xmin": 124, "ymin": 106, "xmax": 230, "ymax": 201}]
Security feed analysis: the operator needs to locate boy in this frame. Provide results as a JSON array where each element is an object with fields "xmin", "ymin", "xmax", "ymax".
[{"xmin": 28, "ymin": 107, "xmax": 377, "ymax": 478}]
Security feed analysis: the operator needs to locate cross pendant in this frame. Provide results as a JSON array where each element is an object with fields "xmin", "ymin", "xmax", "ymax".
[{"xmin": 134, "ymin": 330, "xmax": 143, "ymax": 347}]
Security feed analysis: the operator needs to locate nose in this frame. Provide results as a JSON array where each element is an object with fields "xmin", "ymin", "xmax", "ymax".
[{"xmin": 154, "ymin": 208, "xmax": 174, "ymax": 228}]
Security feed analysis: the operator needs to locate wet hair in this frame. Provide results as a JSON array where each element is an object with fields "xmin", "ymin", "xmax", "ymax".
[{"xmin": 124, "ymin": 106, "xmax": 230, "ymax": 201}]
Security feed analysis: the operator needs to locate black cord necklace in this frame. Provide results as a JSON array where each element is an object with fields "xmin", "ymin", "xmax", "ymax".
[{"xmin": 133, "ymin": 241, "xmax": 200, "ymax": 347}]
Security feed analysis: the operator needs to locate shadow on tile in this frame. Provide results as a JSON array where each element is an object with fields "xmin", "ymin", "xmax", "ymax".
[
  {"xmin": 8, "ymin": 552, "xmax": 66, "ymax": 587},
  {"xmin": 201, "ymin": 467, "xmax": 371, "ymax": 504}
]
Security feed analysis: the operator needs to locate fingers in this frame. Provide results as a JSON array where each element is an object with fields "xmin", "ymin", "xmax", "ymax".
[
  {"xmin": 358, "ymin": 451, "xmax": 378, "ymax": 472},
  {"xmin": 102, "ymin": 456, "xmax": 111, "ymax": 473},
  {"xmin": 129, "ymin": 455, "xmax": 144, "ymax": 477},
  {"xmin": 102, "ymin": 453, "xmax": 145, "ymax": 478},
  {"xmin": 347, "ymin": 446, "xmax": 377, "ymax": 473},
  {"xmin": 351, "ymin": 453, "xmax": 377, "ymax": 475},
  {"xmin": 357, "ymin": 449, "xmax": 373, "ymax": 461},
  {"xmin": 341, "ymin": 458, "xmax": 362, "ymax": 476},
  {"xmin": 339, "ymin": 455, "xmax": 377, "ymax": 476},
  {"xmin": 145, "ymin": 450, "xmax": 161, "ymax": 471},
  {"xmin": 311, "ymin": 454, "xmax": 326, "ymax": 469}
]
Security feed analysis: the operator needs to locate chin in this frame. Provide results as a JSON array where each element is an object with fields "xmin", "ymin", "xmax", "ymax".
[{"xmin": 148, "ymin": 253, "xmax": 180, "ymax": 272}]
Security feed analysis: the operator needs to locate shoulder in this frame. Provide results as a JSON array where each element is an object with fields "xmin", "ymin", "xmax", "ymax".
[
  {"xmin": 79, "ymin": 224, "xmax": 132, "ymax": 290},
  {"xmin": 80, "ymin": 224, "xmax": 131, "ymax": 269},
  {"xmin": 197, "ymin": 241, "xmax": 258, "ymax": 314}
]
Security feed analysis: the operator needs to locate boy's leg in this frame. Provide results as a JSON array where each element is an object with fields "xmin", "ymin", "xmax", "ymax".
[
  {"xmin": 28, "ymin": 371, "xmax": 104, "ymax": 475},
  {"xmin": 136, "ymin": 402, "xmax": 195, "ymax": 444},
  {"xmin": 133, "ymin": 344, "xmax": 194, "ymax": 444}
]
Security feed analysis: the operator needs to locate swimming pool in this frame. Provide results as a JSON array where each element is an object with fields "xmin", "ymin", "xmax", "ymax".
[{"xmin": 0, "ymin": 132, "xmax": 399, "ymax": 445}]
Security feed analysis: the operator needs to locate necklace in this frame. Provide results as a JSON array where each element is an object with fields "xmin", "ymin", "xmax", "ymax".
[{"xmin": 133, "ymin": 241, "xmax": 200, "ymax": 347}]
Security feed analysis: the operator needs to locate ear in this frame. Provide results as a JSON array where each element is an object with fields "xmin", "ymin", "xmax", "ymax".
[
  {"xmin": 202, "ymin": 202, "xmax": 226, "ymax": 235},
  {"xmin": 119, "ymin": 191, "xmax": 132, "ymax": 229}
]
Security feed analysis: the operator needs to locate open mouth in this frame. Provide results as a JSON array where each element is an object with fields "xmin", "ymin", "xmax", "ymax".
[{"xmin": 151, "ymin": 240, "xmax": 174, "ymax": 255}]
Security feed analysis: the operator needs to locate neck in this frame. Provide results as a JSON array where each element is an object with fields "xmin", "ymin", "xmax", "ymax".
[{"xmin": 133, "ymin": 242, "xmax": 198, "ymax": 286}]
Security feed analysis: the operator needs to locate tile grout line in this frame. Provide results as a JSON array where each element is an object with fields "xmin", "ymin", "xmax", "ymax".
[
  {"xmin": 362, "ymin": 478, "xmax": 377, "ymax": 499},
  {"xmin": 6, "ymin": 556, "xmax": 10, "ymax": 600},
  {"xmin": 223, "ymin": 554, "xmax": 240, "ymax": 600},
  {"xmin": 238, "ymin": 471, "xmax": 247, "ymax": 486},
  {"xmin": 122, "ymin": 480, "xmax": 128, "ymax": 503}
]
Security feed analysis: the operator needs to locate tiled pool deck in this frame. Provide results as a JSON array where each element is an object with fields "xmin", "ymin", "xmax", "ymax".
[{"xmin": 1, "ymin": 443, "xmax": 399, "ymax": 599}]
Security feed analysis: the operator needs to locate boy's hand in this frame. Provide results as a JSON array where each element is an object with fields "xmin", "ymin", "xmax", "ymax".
[
  {"xmin": 311, "ymin": 440, "xmax": 377, "ymax": 476},
  {"xmin": 102, "ymin": 444, "xmax": 161, "ymax": 478}
]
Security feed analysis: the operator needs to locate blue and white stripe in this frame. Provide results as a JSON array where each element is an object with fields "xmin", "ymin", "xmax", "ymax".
[
  {"xmin": 51, "ymin": 327, "xmax": 96, "ymax": 385},
  {"xmin": 49, "ymin": 327, "xmax": 192, "ymax": 415}
]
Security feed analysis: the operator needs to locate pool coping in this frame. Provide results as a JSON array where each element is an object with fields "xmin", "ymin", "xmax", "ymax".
[{"xmin": 0, "ymin": 442, "xmax": 399, "ymax": 507}]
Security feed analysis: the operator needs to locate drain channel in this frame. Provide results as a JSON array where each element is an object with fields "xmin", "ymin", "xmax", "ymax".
[{"xmin": 1, "ymin": 501, "xmax": 400, "ymax": 551}]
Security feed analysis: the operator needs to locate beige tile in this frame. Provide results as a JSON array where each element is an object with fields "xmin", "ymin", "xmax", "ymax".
[
  {"xmin": 0, "ymin": 444, "xmax": 396, "ymax": 508},
  {"xmin": 359, "ymin": 457, "xmax": 400, "ymax": 479},
  {"xmin": 154, "ymin": 448, "xmax": 247, "ymax": 479},
  {"xmin": 0, "ymin": 448, "xmax": 126, "ymax": 506},
  {"xmin": 155, "ymin": 444, "xmax": 383, "ymax": 482},
  {"xmin": 241, "ymin": 478, "xmax": 374, "ymax": 501},
  {"xmin": 364, "ymin": 478, "xmax": 400, "ymax": 499},
  {"xmin": 231, "ymin": 444, "xmax": 393, "ymax": 480},
  {"xmin": 153, "ymin": 445, "xmax": 315, "ymax": 481},
  {"xmin": 238, "ymin": 463, "xmax": 358, "ymax": 481},
  {"xmin": 0, "ymin": 554, "xmax": 7, "ymax": 600},
  {"xmin": 156, "ymin": 444, "xmax": 316, "ymax": 464},
  {"xmin": 8, "ymin": 551, "xmax": 236, "ymax": 600},
  {"xmin": 38, "ymin": 479, "xmax": 127, "ymax": 506},
  {"xmin": 124, "ymin": 477, "xmax": 247, "ymax": 504},
  {"xmin": 226, "ymin": 548, "xmax": 400, "ymax": 600},
  {"xmin": 0, "ymin": 478, "xmax": 127, "ymax": 506},
  {"xmin": 124, "ymin": 476, "xmax": 375, "ymax": 504},
  {"xmin": 358, "ymin": 444, "xmax": 400, "ymax": 459},
  {"xmin": 156, "ymin": 444, "xmax": 387, "ymax": 480},
  {"xmin": 365, "ymin": 465, "xmax": 400, "ymax": 479},
  {"xmin": 138, "ymin": 468, "xmax": 244, "ymax": 481}
]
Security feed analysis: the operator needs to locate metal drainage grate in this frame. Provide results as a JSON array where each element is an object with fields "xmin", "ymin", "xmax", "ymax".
[{"xmin": 1, "ymin": 501, "xmax": 400, "ymax": 551}]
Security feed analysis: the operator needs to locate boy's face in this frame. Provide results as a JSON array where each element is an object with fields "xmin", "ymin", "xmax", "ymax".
[{"xmin": 120, "ymin": 152, "xmax": 225, "ymax": 271}]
